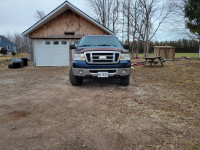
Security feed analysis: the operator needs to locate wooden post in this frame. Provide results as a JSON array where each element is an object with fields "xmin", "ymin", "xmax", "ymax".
[
  {"xmin": 30, "ymin": 39, "xmax": 35, "ymax": 66},
  {"xmin": 69, "ymin": 40, "xmax": 72, "ymax": 67}
]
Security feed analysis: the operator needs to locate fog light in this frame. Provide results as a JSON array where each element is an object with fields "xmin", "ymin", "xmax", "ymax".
[
  {"xmin": 78, "ymin": 70, "xmax": 83, "ymax": 75},
  {"xmin": 122, "ymin": 69, "xmax": 127, "ymax": 74}
]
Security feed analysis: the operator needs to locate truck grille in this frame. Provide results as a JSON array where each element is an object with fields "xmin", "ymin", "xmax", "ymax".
[{"xmin": 84, "ymin": 51, "xmax": 121, "ymax": 64}]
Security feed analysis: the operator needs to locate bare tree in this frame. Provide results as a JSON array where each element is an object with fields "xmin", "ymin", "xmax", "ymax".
[
  {"xmin": 13, "ymin": 33, "xmax": 30, "ymax": 53},
  {"xmin": 87, "ymin": 0, "xmax": 171, "ymax": 57},
  {"xmin": 133, "ymin": 0, "xmax": 171, "ymax": 57},
  {"xmin": 88, "ymin": 0, "xmax": 121, "ymax": 33},
  {"xmin": 34, "ymin": 10, "xmax": 45, "ymax": 21},
  {"xmin": 4, "ymin": 32, "xmax": 30, "ymax": 54},
  {"xmin": 111, "ymin": 0, "xmax": 120, "ymax": 33},
  {"xmin": 122, "ymin": 0, "xmax": 132, "ymax": 45}
]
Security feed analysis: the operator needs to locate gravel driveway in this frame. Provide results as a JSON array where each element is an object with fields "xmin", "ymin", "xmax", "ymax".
[{"xmin": 0, "ymin": 60, "xmax": 199, "ymax": 149}]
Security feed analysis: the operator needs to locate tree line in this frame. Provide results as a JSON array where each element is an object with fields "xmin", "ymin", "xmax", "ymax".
[
  {"xmin": 130, "ymin": 39, "xmax": 199, "ymax": 54},
  {"xmin": 155, "ymin": 39, "xmax": 199, "ymax": 53}
]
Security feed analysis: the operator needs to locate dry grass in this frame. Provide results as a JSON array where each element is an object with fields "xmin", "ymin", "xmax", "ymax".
[
  {"xmin": 135, "ymin": 53, "xmax": 199, "ymax": 58},
  {"xmin": 0, "ymin": 53, "xmax": 30, "ymax": 63}
]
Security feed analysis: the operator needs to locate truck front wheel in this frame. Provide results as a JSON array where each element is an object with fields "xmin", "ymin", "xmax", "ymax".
[
  {"xmin": 121, "ymin": 76, "xmax": 130, "ymax": 86},
  {"xmin": 69, "ymin": 68, "xmax": 83, "ymax": 86}
]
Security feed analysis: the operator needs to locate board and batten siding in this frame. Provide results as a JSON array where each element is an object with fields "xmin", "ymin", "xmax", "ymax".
[
  {"xmin": 154, "ymin": 46, "xmax": 175, "ymax": 60},
  {"xmin": 29, "ymin": 9, "xmax": 109, "ymax": 38}
]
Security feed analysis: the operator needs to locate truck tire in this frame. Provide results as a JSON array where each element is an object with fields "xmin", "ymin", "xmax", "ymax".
[
  {"xmin": 69, "ymin": 68, "xmax": 83, "ymax": 86},
  {"xmin": 121, "ymin": 76, "xmax": 129, "ymax": 86}
]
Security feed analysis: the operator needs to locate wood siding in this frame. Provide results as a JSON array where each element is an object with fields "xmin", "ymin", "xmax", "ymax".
[
  {"xmin": 154, "ymin": 46, "xmax": 175, "ymax": 60},
  {"xmin": 30, "ymin": 9, "xmax": 109, "ymax": 38}
]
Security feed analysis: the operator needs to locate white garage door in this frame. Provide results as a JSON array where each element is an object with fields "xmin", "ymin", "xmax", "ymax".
[{"xmin": 34, "ymin": 40, "xmax": 69, "ymax": 66}]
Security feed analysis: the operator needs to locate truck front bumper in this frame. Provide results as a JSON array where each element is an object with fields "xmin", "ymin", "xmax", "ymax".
[
  {"xmin": 72, "ymin": 68, "xmax": 131, "ymax": 77},
  {"xmin": 72, "ymin": 60, "xmax": 131, "ymax": 77}
]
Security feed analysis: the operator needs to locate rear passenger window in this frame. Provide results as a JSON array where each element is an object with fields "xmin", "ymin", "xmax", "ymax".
[
  {"xmin": 61, "ymin": 41, "xmax": 67, "ymax": 45},
  {"xmin": 45, "ymin": 41, "xmax": 51, "ymax": 45},
  {"xmin": 53, "ymin": 41, "xmax": 59, "ymax": 45}
]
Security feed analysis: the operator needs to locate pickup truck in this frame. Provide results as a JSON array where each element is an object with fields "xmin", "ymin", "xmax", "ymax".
[{"xmin": 69, "ymin": 35, "xmax": 131, "ymax": 86}]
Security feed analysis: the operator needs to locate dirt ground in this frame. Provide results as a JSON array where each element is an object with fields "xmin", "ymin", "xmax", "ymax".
[{"xmin": 0, "ymin": 59, "xmax": 199, "ymax": 150}]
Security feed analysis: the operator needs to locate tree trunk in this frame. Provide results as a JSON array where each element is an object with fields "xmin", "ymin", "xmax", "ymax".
[
  {"xmin": 103, "ymin": 0, "xmax": 105, "ymax": 26},
  {"xmin": 127, "ymin": 0, "xmax": 130, "ymax": 45},
  {"xmin": 131, "ymin": 32, "xmax": 136, "ymax": 59},
  {"xmin": 143, "ymin": 41, "xmax": 147, "ymax": 58},
  {"xmin": 146, "ymin": 40, "xmax": 149, "ymax": 57},
  {"xmin": 136, "ymin": 34, "xmax": 142, "ymax": 58},
  {"xmin": 136, "ymin": 40, "xmax": 140, "ymax": 58},
  {"xmin": 131, "ymin": 39, "xmax": 134, "ymax": 59}
]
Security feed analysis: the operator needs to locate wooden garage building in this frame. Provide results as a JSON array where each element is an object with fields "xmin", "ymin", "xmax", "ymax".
[
  {"xmin": 22, "ymin": 1, "xmax": 114, "ymax": 66},
  {"xmin": 154, "ymin": 46, "xmax": 176, "ymax": 60}
]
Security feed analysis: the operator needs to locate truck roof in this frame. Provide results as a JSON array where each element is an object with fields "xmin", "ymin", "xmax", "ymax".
[{"xmin": 83, "ymin": 35, "xmax": 117, "ymax": 38}]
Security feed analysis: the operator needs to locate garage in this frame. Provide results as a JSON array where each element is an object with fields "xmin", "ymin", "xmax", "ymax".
[
  {"xmin": 22, "ymin": 1, "xmax": 114, "ymax": 66},
  {"xmin": 34, "ymin": 40, "xmax": 69, "ymax": 66}
]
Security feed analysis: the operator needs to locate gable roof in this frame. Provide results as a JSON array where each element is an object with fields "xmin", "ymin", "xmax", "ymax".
[
  {"xmin": 0, "ymin": 35, "xmax": 16, "ymax": 46},
  {"xmin": 22, "ymin": 1, "xmax": 114, "ymax": 37}
]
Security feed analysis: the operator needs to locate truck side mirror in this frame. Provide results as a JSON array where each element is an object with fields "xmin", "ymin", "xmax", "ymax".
[
  {"xmin": 123, "ymin": 45, "xmax": 130, "ymax": 50},
  {"xmin": 70, "ymin": 44, "xmax": 76, "ymax": 49}
]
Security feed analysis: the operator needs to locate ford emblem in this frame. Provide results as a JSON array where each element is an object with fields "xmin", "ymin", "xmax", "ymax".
[{"xmin": 99, "ymin": 56, "xmax": 107, "ymax": 60}]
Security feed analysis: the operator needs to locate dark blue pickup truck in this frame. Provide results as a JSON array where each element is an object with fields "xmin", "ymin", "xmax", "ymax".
[{"xmin": 69, "ymin": 35, "xmax": 131, "ymax": 86}]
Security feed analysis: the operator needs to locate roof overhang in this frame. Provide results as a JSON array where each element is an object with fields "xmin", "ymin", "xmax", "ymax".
[{"xmin": 22, "ymin": 1, "xmax": 114, "ymax": 37}]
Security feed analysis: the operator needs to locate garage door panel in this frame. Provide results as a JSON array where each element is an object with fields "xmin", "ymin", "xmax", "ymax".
[{"xmin": 34, "ymin": 40, "xmax": 69, "ymax": 66}]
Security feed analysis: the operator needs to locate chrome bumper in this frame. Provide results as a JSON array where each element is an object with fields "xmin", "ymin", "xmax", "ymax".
[{"xmin": 72, "ymin": 68, "xmax": 131, "ymax": 77}]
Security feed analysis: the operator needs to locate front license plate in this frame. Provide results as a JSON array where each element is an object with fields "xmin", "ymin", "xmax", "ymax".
[{"xmin": 97, "ymin": 72, "xmax": 109, "ymax": 78}]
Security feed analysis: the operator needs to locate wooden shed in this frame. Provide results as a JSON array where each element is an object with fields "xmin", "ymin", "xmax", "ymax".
[
  {"xmin": 154, "ymin": 46, "xmax": 175, "ymax": 60},
  {"xmin": 22, "ymin": 1, "xmax": 114, "ymax": 66}
]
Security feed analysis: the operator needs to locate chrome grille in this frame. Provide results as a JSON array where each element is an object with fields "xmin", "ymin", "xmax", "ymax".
[{"xmin": 84, "ymin": 51, "xmax": 121, "ymax": 64}]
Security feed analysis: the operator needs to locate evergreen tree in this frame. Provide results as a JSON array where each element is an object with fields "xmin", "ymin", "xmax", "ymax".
[{"xmin": 184, "ymin": 0, "xmax": 200, "ymax": 58}]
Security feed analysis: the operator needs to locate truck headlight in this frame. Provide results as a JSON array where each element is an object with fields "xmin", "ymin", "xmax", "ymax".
[
  {"xmin": 74, "ymin": 54, "xmax": 85, "ymax": 60},
  {"xmin": 120, "ymin": 54, "xmax": 130, "ymax": 60}
]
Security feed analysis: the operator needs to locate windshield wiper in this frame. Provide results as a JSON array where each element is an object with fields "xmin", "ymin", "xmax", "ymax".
[
  {"xmin": 97, "ymin": 44, "xmax": 111, "ymax": 46},
  {"xmin": 79, "ymin": 45, "xmax": 92, "ymax": 47},
  {"xmin": 97, "ymin": 44, "xmax": 117, "ymax": 47}
]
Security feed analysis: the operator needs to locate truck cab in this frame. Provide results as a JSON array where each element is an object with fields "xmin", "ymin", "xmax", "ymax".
[{"xmin": 69, "ymin": 35, "xmax": 131, "ymax": 86}]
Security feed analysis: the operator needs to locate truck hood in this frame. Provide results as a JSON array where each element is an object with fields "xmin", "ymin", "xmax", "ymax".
[{"xmin": 75, "ymin": 47, "xmax": 129, "ymax": 53}]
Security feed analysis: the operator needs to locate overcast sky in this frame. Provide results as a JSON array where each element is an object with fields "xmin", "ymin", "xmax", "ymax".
[
  {"xmin": 0, "ymin": 0, "xmax": 185, "ymax": 41},
  {"xmin": 0, "ymin": 0, "xmax": 88, "ymax": 35}
]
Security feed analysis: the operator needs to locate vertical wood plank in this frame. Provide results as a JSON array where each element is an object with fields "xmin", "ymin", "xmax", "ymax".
[{"xmin": 30, "ymin": 9, "xmax": 110, "ymax": 38}]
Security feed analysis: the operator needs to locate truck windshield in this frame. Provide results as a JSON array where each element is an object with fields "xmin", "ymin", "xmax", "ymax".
[{"xmin": 79, "ymin": 36, "xmax": 122, "ymax": 48}]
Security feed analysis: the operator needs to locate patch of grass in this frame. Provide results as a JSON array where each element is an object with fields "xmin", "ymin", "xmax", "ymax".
[
  {"xmin": 137, "ymin": 53, "xmax": 154, "ymax": 58},
  {"xmin": 175, "ymin": 53, "xmax": 199, "ymax": 58},
  {"xmin": 0, "ymin": 56, "xmax": 13, "ymax": 62},
  {"xmin": 186, "ymin": 142, "xmax": 200, "ymax": 150},
  {"xmin": 133, "ymin": 53, "xmax": 199, "ymax": 58},
  {"xmin": 0, "ymin": 53, "xmax": 30, "ymax": 63}
]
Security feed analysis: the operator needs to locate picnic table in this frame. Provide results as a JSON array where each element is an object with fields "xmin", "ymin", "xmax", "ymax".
[{"xmin": 144, "ymin": 56, "xmax": 165, "ymax": 66}]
